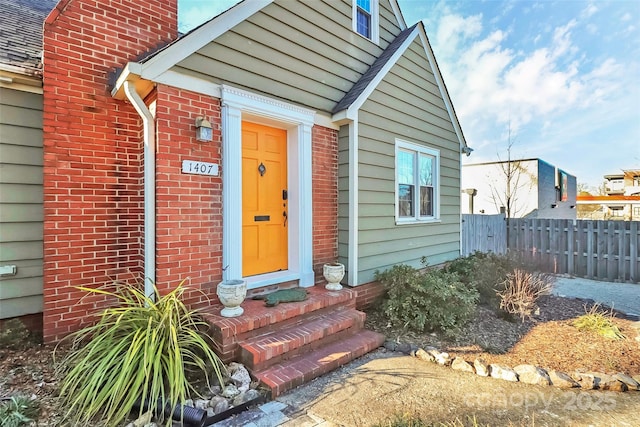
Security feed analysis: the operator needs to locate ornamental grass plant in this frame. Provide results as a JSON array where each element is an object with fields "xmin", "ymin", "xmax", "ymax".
[
  {"xmin": 497, "ymin": 269, "xmax": 554, "ymax": 320},
  {"xmin": 55, "ymin": 279, "xmax": 226, "ymax": 427},
  {"xmin": 573, "ymin": 303, "xmax": 626, "ymax": 340}
]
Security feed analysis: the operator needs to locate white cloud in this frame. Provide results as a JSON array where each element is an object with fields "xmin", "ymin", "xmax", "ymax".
[
  {"xmin": 434, "ymin": 14, "xmax": 483, "ymax": 57},
  {"xmin": 432, "ymin": 12, "xmax": 627, "ymax": 137},
  {"xmin": 581, "ymin": 3, "xmax": 598, "ymax": 18}
]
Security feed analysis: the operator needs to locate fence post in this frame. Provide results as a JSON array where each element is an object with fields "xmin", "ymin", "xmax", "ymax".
[{"xmin": 567, "ymin": 220, "xmax": 575, "ymax": 276}]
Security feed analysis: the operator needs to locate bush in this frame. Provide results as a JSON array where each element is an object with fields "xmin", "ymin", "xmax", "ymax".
[
  {"xmin": 56, "ymin": 279, "xmax": 226, "ymax": 427},
  {"xmin": 0, "ymin": 395, "xmax": 39, "ymax": 427},
  {"xmin": 573, "ymin": 304, "xmax": 625, "ymax": 340},
  {"xmin": 375, "ymin": 264, "xmax": 478, "ymax": 334},
  {"xmin": 497, "ymin": 269, "xmax": 554, "ymax": 320},
  {"xmin": 445, "ymin": 252, "xmax": 521, "ymax": 310}
]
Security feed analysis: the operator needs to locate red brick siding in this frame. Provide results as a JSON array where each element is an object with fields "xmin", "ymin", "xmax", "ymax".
[
  {"xmin": 42, "ymin": 0, "xmax": 177, "ymax": 342},
  {"xmin": 154, "ymin": 85, "xmax": 222, "ymax": 307},
  {"xmin": 312, "ymin": 126, "xmax": 339, "ymax": 282},
  {"xmin": 40, "ymin": 0, "xmax": 341, "ymax": 342},
  {"xmin": 351, "ymin": 281, "xmax": 386, "ymax": 310}
]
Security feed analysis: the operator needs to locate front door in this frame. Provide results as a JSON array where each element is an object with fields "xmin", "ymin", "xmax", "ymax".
[{"xmin": 242, "ymin": 122, "xmax": 288, "ymax": 277}]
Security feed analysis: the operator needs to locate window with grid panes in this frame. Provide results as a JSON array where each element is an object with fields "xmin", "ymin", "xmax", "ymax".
[{"xmin": 396, "ymin": 140, "xmax": 440, "ymax": 222}]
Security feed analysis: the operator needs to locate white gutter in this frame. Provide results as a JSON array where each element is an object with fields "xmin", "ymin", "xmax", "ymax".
[{"xmin": 123, "ymin": 81, "xmax": 155, "ymax": 297}]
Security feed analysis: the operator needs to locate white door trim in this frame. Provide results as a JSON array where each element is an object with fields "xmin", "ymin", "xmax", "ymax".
[{"xmin": 220, "ymin": 85, "xmax": 315, "ymax": 289}]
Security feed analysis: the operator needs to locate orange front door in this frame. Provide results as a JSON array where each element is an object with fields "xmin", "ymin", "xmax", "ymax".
[{"xmin": 242, "ymin": 122, "xmax": 288, "ymax": 277}]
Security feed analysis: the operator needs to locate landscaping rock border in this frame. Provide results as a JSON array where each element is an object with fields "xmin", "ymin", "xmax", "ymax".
[{"xmin": 384, "ymin": 340, "xmax": 640, "ymax": 393}]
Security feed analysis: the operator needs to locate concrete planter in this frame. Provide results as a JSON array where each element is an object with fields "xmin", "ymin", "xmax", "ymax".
[
  {"xmin": 217, "ymin": 279, "xmax": 247, "ymax": 317},
  {"xmin": 323, "ymin": 263, "xmax": 345, "ymax": 291}
]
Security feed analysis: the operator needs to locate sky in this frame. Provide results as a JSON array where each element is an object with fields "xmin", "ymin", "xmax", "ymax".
[{"xmin": 179, "ymin": 0, "xmax": 640, "ymax": 189}]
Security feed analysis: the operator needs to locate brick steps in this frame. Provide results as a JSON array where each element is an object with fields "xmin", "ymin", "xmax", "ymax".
[
  {"xmin": 202, "ymin": 287, "xmax": 357, "ymax": 363},
  {"xmin": 253, "ymin": 329, "xmax": 385, "ymax": 397},
  {"xmin": 238, "ymin": 307, "xmax": 365, "ymax": 371},
  {"xmin": 203, "ymin": 286, "xmax": 384, "ymax": 397}
]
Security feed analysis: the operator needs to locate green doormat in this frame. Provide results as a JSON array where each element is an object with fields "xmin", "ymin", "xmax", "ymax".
[{"xmin": 252, "ymin": 288, "xmax": 309, "ymax": 307}]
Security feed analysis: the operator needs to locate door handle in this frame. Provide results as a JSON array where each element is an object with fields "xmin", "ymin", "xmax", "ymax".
[{"xmin": 283, "ymin": 210, "xmax": 288, "ymax": 227}]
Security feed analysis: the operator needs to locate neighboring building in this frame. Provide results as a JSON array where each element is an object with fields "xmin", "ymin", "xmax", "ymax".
[
  {"xmin": 604, "ymin": 169, "xmax": 640, "ymax": 196},
  {"xmin": 576, "ymin": 195, "xmax": 640, "ymax": 221},
  {"xmin": 577, "ymin": 169, "xmax": 640, "ymax": 220},
  {"xmin": 0, "ymin": 0, "xmax": 57, "ymax": 328},
  {"xmin": 461, "ymin": 159, "xmax": 577, "ymax": 219}
]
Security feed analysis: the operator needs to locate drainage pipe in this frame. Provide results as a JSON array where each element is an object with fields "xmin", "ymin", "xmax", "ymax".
[{"xmin": 123, "ymin": 81, "xmax": 155, "ymax": 298}]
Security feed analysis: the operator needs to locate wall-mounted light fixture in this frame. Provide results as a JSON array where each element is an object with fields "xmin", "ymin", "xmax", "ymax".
[
  {"xmin": 195, "ymin": 117, "xmax": 213, "ymax": 142},
  {"xmin": 461, "ymin": 146, "xmax": 474, "ymax": 156}
]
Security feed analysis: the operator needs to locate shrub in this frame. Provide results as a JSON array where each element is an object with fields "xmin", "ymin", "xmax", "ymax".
[
  {"xmin": 375, "ymin": 264, "xmax": 478, "ymax": 334},
  {"xmin": 0, "ymin": 395, "xmax": 39, "ymax": 427},
  {"xmin": 573, "ymin": 304, "xmax": 625, "ymax": 340},
  {"xmin": 497, "ymin": 269, "xmax": 554, "ymax": 320},
  {"xmin": 56, "ymin": 279, "xmax": 226, "ymax": 427},
  {"xmin": 445, "ymin": 252, "xmax": 517, "ymax": 310}
]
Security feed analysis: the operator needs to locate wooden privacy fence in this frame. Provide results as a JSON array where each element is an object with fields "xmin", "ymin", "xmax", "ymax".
[
  {"xmin": 461, "ymin": 216, "xmax": 640, "ymax": 283},
  {"xmin": 508, "ymin": 219, "xmax": 639, "ymax": 283},
  {"xmin": 461, "ymin": 214, "xmax": 507, "ymax": 256}
]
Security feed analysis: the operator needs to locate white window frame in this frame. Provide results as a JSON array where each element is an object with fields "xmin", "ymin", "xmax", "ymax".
[
  {"xmin": 352, "ymin": 0, "xmax": 379, "ymax": 44},
  {"xmin": 395, "ymin": 139, "xmax": 440, "ymax": 224}
]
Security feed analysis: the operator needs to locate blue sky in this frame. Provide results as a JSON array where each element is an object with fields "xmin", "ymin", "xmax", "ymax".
[{"xmin": 179, "ymin": 0, "xmax": 640, "ymax": 189}]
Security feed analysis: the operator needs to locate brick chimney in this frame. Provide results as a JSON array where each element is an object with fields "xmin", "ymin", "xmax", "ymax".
[{"xmin": 42, "ymin": 0, "xmax": 178, "ymax": 342}]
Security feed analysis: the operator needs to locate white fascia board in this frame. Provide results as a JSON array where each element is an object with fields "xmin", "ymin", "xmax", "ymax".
[
  {"xmin": 416, "ymin": 23, "xmax": 469, "ymax": 152},
  {"xmin": 331, "ymin": 110, "xmax": 356, "ymax": 126},
  {"xmin": 0, "ymin": 63, "xmax": 39, "ymax": 78},
  {"xmin": 315, "ymin": 113, "xmax": 340, "ymax": 130},
  {"xmin": 345, "ymin": 26, "xmax": 419, "ymax": 117},
  {"xmin": 111, "ymin": 62, "xmax": 142, "ymax": 97},
  {"xmin": 389, "ymin": 0, "xmax": 407, "ymax": 30},
  {"xmin": 141, "ymin": 0, "xmax": 273, "ymax": 81},
  {"xmin": 153, "ymin": 69, "xmax": 222, "ymax": 98}
]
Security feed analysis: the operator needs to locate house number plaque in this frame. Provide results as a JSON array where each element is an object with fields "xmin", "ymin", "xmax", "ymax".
[{"xmin": 182, "ymin": 160, "xmax": 219, "ymax": 176}]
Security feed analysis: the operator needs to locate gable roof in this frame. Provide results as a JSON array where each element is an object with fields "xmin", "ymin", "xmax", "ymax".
[
  {"xmin": 114, "ymin": 0, "xmax": 406, "ymax": 85},
  {"xmin": 0, "ymin": 0, "xmax": 57, "ymax": 76},
  {"xmin": 332, "ymin": 21, "xmax": 469, "ymax": 150},
  {"xmin": 332, "ymin": 24, "xmax": 417, "ymax": 114},
  {"xmin": 110, "ymin": 0, "xmax": 467, "ymax": 149}
]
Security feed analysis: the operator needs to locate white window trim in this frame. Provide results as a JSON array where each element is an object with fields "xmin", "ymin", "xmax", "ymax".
[
  {"xmin": 352, "ymin": 0, "xmax": 380, "ymax": 45},
  {"xmin": 395, "ymin": 139, "xmax": 441, "ymax": 224}
]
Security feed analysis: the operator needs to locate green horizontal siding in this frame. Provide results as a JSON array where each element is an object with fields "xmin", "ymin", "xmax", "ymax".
[
  {"xmin": 354, "ymin": 38, "xmax": 462, "ymax": 284},
  {"xmin": 173, "ymin": 0, "xmax": 403, "ymax": 113},
  {"xmin": 0, "ymin": 87, "xmax": 44, "ymax": 319}
]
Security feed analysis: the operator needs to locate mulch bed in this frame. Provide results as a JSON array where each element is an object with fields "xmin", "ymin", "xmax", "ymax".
[{"xmin": 365, "ymin": 295, "xmax": 640, "ymax": 376}]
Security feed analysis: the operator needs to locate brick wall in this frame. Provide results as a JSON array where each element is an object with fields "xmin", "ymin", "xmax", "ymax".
[
  {"xmin": 40, "ymin": 0, "xmax": 341, "ymax": 342},
  {"xmin": 42, "ymin": 0, "xmax": 177, "ymax": 342},
  {"xmin": 312, "ymin": 125, "xmax": 339, "ymax": 283},
  {"xmin": 351, "ymin": 281, "xmax": 386, "ymax": 310},
  {"xmin": 154, "ymin": 85, "xmax": 223, "ymax": 307}
]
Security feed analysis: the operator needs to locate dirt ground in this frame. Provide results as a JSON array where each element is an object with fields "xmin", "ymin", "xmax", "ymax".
[{"xmin": 277, "ymin": 350, "xmax": 640, "ymax": 427}]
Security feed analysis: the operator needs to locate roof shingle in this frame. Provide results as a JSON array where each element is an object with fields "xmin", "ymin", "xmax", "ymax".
[
  {"xmin": 332, "ymin": 24, "xmax": 417, "ymax": 114},
  {"xmin": 0, "ymin": 0, "xmax": 58, "ymax": 75}
]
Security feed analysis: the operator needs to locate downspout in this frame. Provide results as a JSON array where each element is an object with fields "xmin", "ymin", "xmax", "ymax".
[{"xmin": 123, "ymin": 81, "xmax": 155, "ymax": 298}]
